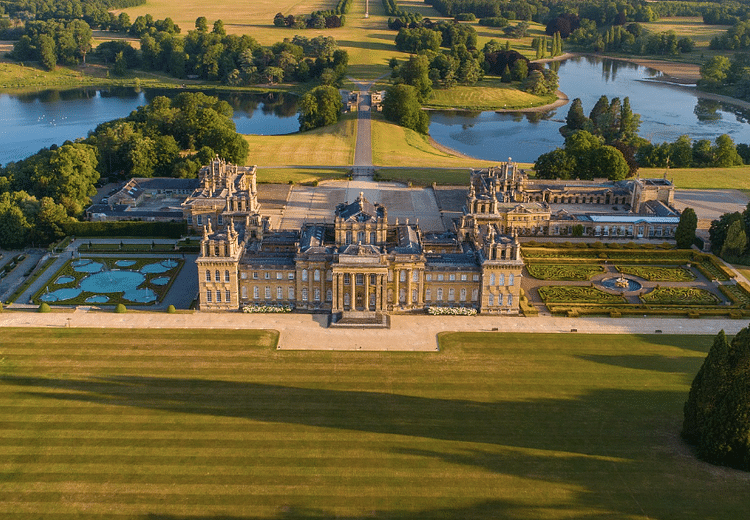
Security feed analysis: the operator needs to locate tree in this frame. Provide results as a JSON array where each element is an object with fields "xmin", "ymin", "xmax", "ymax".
[
  {"xmin": 675, "ymin": 208, "xmax": 697, "ymax": 249},
  {"xmin": 714, "ymin": 134, "xmax": 743, "ymax": 167},
  {"xmin": 710, "ymin": 211, "xmax": 742, "ymax": 254},
  {"xmin": 588, "ymin": 145, "xmax": 629, "ymax": 180},
  {"xmin": 683, "ymin": 327, "xmax": 750, "ymax": 471},
  {"xmin": 195, "ymin": 17, "xmax": 209, "ymax": 32},
  {"xmin": 534, "ymin": 149, "xmax": 577, "ymax": 179},
  {"xmin": 298, "ymin": 85, "xmax": 343, "ymax": 131},
  {"xmin": 721, "ymin": 219, "xmax": 747, "ymax": 260},
  {"xmin": 382, "ymin": 84, "xmax": 429, "ymax": 134},
  {"xmin": 561, "ymin": 98, "xmax": 591, "ymax": 137},
  {"xmin": 397, "ymin": 54, "xmax": 432, "ymax": 102},
  {"xmin": 38, "ymin": 34, "xmax": 56, "ymax": 71}
]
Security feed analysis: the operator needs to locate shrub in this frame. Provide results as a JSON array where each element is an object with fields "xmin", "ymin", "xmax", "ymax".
[
  {"xmin": 38, "ymin": 302, "xmax": 51, "ymax": 313},
  {"xmin": 115, "ymin": 303, "xmax": 127, "ymax": 313},
  {"xmin": 616, "ymin": 265, "xmax": 696, "ymax": 282},
  {"xmin": 538, "ymin": 286, "xmax": 625, "ymax": 304},
  {"xmin": 640, "ymin": 287, "xmax": 720, "ymax": 305},
  {"xmin": 527, "ymin": 264, "xmax": 603, "ymax": 281},
  {"xmin": 427, "ymin": 306, "xmax": 477, "ymax": 315},
  {"xmin": 167, "ymin": 305, "xmax": 176, "ymax": 313}
]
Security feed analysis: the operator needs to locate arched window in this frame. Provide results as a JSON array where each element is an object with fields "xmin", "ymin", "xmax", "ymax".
[
  {"xmin": 399, "ymin": 289, "xmax": 406, "ymax": 303},
  {"xmin": 288, "ymin": 287, "xmax": 295, "ymax": 300},
  {"xmin": 314, "ymin": 288, "xmax": 320, "ymax": 301},
  {"xmin": 224, "ymin": 270, "xmax": 230, "ymax": 282},
  {"xmin": 314, "ymin": 269, "xmax": 320, "ymax": 281},
  {"xmin": 448, "ymin": 288, "xmax": 455, "ymax": 301},
  {"xmin": 425, "ymin": 288, "xmax": 431, "ymax": 301},
  {"xmin": 497, "ymin": 294, "xmax": 503, "ymax": 306},
  {"xmin": 225, "ymin": 289, "xmax": 231, "ymax": 303},
  {"xmin": 206, "ymin": 270, "xmax": 211, "ymax": 282},
  {"xmin": 326, "ymin": 289, "xmax": 332, "ymax": 302},
  {"xmin": 302, "ymin": 287, "xmax": 308, "ymax": 301},
  {"xmin": 509, "ymin": 274, "xmax": 514, "ymax": 286},
  {"xmin": 302, "ymin": 269, "xmax": 308, "ymax": 281},
  {"xmin": 488, "ymin": 294, "xmax": 494, "ymax": 306},
  {"xmin": 206, "ymin": 290, "xmax": 212, "ymax": 302},
  {"xmin": 241, "ymin": 286, "xmax": 248, "ymax": 299},
  {"xmin": 253, "ymin": 286, "xmax": 259, "ymax": 299},
  {"xmin": 265, "ymin": 287, "xmax": 271, "ymax": 299},
  {"xmin": 499, "ymin": 273, "xmax": 505, "ymax": 285},
  {"xmin": 215, "ymin": 270, "xmax": 220, "ymax": 282},
  {"xmin": 490, "ymin": 273, "xmax": 495, "ymax": 285},
  {"xmin": 277, "ymin": 287, "xmax": 283, "ymax": 299},
  {"xmin": 460, "ymin": 288, "xmax": 466, "ymax": 301},
  {"xmin": 508, "ymin": 294, "xmax": 513, "ymax": 306},
  {"xmin": 216, "ymin": 290, "xmax": 221, "ymax": 303},
  {"xmin": 412, "ymin": 289, "xmax": 418, "ymax": 302},
  {"xmin": 437, "ymin": 288, "xmax": 443, "ymax": 301}
]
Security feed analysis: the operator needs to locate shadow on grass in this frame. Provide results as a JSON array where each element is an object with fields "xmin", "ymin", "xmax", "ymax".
[
  {"xmin": 5, "ymin": 374, "xmax": 749, "ymax": 519},
  {"xmin": 338, "ymin": 39, "xmax": 395, "ymax": 52}
]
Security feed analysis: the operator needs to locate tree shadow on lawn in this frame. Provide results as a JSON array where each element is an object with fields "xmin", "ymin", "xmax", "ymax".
[
  {"xmin": 338, "ymin": 39, "xmax": 395, "ymax": 52},
  {"xmin": 6, "ymin": 374, "xmax": 749, "ymax": 518}
]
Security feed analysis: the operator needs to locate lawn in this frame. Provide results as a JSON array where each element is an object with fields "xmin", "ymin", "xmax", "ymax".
[
  {"xmin": 244, "ymin": 112, "xmax": 357, "ymax": 166},
  {"xmin": 1, "ymin": 329, "xmax": 749, "ymax": 519},
  {"xmin": 426, "ymin": 79, "xmax": 557, "ymax": 111},
  {"xmin": 640, "ymin": 166, "xmax": 750, "ymax": 190}
]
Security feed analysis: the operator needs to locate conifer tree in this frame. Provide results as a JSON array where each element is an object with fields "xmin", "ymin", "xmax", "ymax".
[
  {"xmin": 721, "ymin": 219, "xmax": 748, "ymax": 260},
  {"xmin": 675, "ymin": 207, "xmax": 697, "ymax": 249}
]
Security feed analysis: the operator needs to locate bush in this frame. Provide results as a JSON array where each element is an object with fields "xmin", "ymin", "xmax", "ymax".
[
  {"xmin": 455, "ymin": 13, "xmax": 476, "ymax": 21},
  {"xmin": 167, "ymin": 304, "xmax": 176, "ymax": 313},
  {"xmin": 38, "ymin": 302, "xmax": 51, "ymax": 313},
  {"xmin": 115, "ymin": 303, "xmax": 127, "ymax": 313}
]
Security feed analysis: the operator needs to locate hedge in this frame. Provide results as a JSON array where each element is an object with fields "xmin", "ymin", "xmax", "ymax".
[{"xmin": 62, "ymin": 221, "xmax": 187, "ymax": 238}]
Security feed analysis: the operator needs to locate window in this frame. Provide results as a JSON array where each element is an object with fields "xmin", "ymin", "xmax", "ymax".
[
  {"xmin": 425, "ymin": 288, "xmax": 431, "ymax": 301},
  {"xmin": 399, "ymin": 289, "xmax": 406, "ymax": 303},
  {"xmin": 412, "ymin": 289, "xmax": 418, "ymax": 303},
  {"xmin": 302, "ymin": 269, "xmax": 308, "ymax": 282},
  {"xmin": 302, "ymin": 287, "xmax": 308, "ymax": 301},
  {"xmin": 437, "ymin": 274, "xmax": 444, "ymax": 281},
  {"xmin": 413, "ymin": 271, "xmax": 419, "ymax": 282},
  {"xmin": 264, "ymin": 272, "xmax": 270, "ymax": 279},
  {"xmin": 215, "ymin": 246, "xmax": 220, "ymax": 256},
  {"xmin": 356, "ymin": 274, "xmax": 364, "ymax": 285},
  {"xmin": 344, "ymin": 293, "xmax": 350, "ymax": 306},
  {"xmin": 225, "ymin": 290, "xmax": 231, "ymax": 303},
  {"xmin": 490, "ymin": 273, "xmax": 495, "ymax": 285},
  {"xmin": 277, "ymin": 287, "xmax": 283, "ymax": 299},
  {"xmin": 215, "ymin": 270, "xmax": 220, "ymax": 282},
  {"xmin": 437, "ymin": 288, "xmax": 443, "ymax": 301},
  {"xmin": 460, "ymin": 288, "xmax": 466, "ymax": 302},
  {"xmin": 197, "ymin": 215, "xmax": 203, "ymax": 226},
  {"xmin": 358, "ymin": 231, "xmax": 365, "ymax": 243},
  {"xmin": 426, "ymin": 274, "xmax": 432, "ymax": 281},
  {"xmin": 370, "ymin": 231, "xmax": 377, "ymax": 244},
  {"xmin": 327, "ymin": 271, "xmax": 333, "ymax": 281},
  {"xmin": 400, "ymin": 270, "xmax": 406, "ymax": 282},
  {"xmin": 241, "ymin": 286, "xmax": 248, "ymax": 299},
  {"xmin": 461, "ymin": 274, "xmax": 467, "ymax": 281},
  {"xmin": 265, "ymin": 287, "xmax": 271, "ymax": 299},
  {"xmin": 472, "ymin": 289, "xmax": 478, "ymax": 301},
  {"xmin": 205, "ymin": 270, "xmax": 211, "ymax": 282},
  {"xmin": 253, "ymin": 286, "xmax": 259, "ymax": 299},
  {"xmin": 225, "ymin": 270, "xmax": 230, "ymax": 282},
  {"xmin": 216, "ymin": 290, "xmax": 221, "ymax": 303},
  {"xmin": 509, "ymin": 274, "xmax": 514, "ymax": 286},
  {"xmin": 448, "ymin": 288, "xmax": 455, "ymax": 301},
  {"xmin": 240, "ymin": 272, "xmax": 247, "ymax": 280},
  {"xmin": 498, "ymin": 273, "xmax": 505, "ymax": 285},
  {"xmin": 344, "ymin": 273, "xmax": 351, "ymax": 285},
  {"xmin": 497, "ymin": 294, "xmax": 503, "ymax": 306},
  {"xmin": 187, "ymin": 216, "xmax": 193, "ymax": 225},
  {"xmin": 314, "ymin": 288, "xmax": 320, "ymax": 301},
  {"xmin": 346, "ymin": 231, "xmax": 352, "ymax": 244},
  {"xmin": 326, "ymin": 289, "xmax": 332, "ymax": 302},
  {"xmin": 252, "ymin": 272, "xmax": 258, "ymax": 279},
  {"xmin": 314, "ymin": 269, "xmax": 320, "ymax": 282},
  {"xmin": 449, "ymin": 274, "xmax": 456, "ymax": 281},
  {"xmin": 507, "ymin": 294, "xmax": 513, "ymax": 306},
  {"xmin": 277, "ymin": 272, "xmax": 283, "ymax": 280},
  {"xmin": 217, "ymin": 214, "xmax": 223, "ymax": 226},
  {"xmin": 488, "ymin": 294, "xmax": 494, "ymax": 306},
  {"xmin": 473, "ymin": 274, "xmax": 479, "ymax": 281},
  {"xmin": 288, "ymin": 272, "xmax": 295, "ymax": 280},
  {"xmin": 206, "ymin": 290, "xmax": 212, "ymax": 302},
  {"xmin": 370, "ymin": 274, "xmax": 377, "ymax": 285},
  {"xmin": 288, "ymin": 287, "xmax": 295, "ymax": 300}
]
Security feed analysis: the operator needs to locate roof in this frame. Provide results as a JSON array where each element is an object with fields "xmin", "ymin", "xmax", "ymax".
[
  {"xmin": 580, "ymin": 215, "xmax": 679, "ymax": 224},
  {"xmin": 393, "ymin": 225, "xmax": 421, "ymax": 254},
  {"xmin": 425, "ymin": 254, "xmax": 478, "ymax": 267},
  {"xmin": 336, "ymin": 192, "xmax": 384, "ymax": 222}
]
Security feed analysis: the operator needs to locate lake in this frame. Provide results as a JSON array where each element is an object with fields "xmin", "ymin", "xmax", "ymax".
[
  {"xmin": 0, "ymin": 88, "xmax": 299, "ymax": 165},
  {"xmin": 429, "ymin": 56, "xmax": 750, "ymax": 163}
]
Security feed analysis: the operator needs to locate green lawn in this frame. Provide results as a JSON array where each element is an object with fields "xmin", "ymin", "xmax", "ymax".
[
  {"xmin": 640, "ymin": 166, "xmax": 750, "ymax": 190},
  {"xmin": 1, "ymin": 329, "xmax": 748, "ymax": 519},
  {"xmin": 426, "ymin": 79, "xmax": 557, "ymax": 111}
]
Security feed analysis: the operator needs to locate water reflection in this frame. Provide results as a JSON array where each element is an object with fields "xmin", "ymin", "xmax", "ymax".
[{"xmin": 429, "ymin": 56, "xmax": 750, "ymax": 162}]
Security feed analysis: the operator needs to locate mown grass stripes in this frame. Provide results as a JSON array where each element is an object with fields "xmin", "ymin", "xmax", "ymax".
[{"xmin": 1, "ymin": 328, "xmax": 750, "ymax": 519}]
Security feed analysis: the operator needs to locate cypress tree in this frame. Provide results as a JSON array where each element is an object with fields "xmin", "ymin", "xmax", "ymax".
[
  {"xmin": 675, "ymin": 207, "xmax": 698, "ymax": 249},
  {"xmin": 619, "ymin": 97, "xmax": 641, "ymax": 142},
  {"xmin": 721, "ymin": 219, "xmax": 748, "ymax": 260},
  {"xmin": 564, "ymin": 98, "xmax": 590, "ymax": 133},
  {"xmin": 589, "ymin": 95, "xmax": 609, "ymax": 128}
]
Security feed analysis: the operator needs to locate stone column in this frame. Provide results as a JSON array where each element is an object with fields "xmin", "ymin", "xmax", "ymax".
[
  {"xmin": 364, "ymin": 274, "xmax": 370, "ymax": 312},
  {"xmin": 350, "ymin": 274, "xmax": 356, "ymax": 311},
  {"xmin": 417, "ymin": 269, "xmax": 423, "ymax": 305},
  {"xmin": 394, "ymin": 269, "xmax": 400, "ymax": 308},
  {"xmin": 406, "ymin": 269, "xmax": 412, "ymax": 308},
  {"xmin": 308, "ymin": 268, "xmax": 313, "ymax": 309},
  {"xmin": 380, "ymin": 274, "xmax": 387, "ymax": 311},
  {"xmin": 332, "ymin": 274, "xmax": 338, "ymax": 312}
]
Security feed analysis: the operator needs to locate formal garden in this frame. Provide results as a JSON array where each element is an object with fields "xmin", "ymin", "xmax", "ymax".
[
  {"xmin": 521, "ymin": 242, "xmax": 750, "ymax": 318},
  {"xmin": 32, "ymin": 257, "xmax": 183, "ymax": 306}
]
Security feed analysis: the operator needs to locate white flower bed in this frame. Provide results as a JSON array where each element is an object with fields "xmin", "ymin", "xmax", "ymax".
[
  {"xmin": 242, "ymin": 304, "xmax": 294, "ymax": 313},
  {"xmin": 427, "ymin": 306, "xmax": 477, "ymax": 316}
]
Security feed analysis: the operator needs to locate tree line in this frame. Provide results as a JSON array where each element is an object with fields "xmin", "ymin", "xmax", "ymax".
[
  {"xmin": 273, "ymin": 0, "xmax": 351, "ymax": 30},
  {"xmin": 0, "ymin": 92, "xmax": 248, "ymax": 249}
]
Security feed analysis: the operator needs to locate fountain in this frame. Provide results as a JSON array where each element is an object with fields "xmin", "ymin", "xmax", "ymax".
[{"xmin": 600, "ymin": 276, "xmax": 642, "ymax": 292}]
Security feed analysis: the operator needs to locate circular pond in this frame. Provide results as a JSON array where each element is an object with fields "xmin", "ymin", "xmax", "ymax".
[
  {"xmin": 80, "ymin": 270, "xmax": 146, "ymax": 293},
  {"xmin": 601, "ymin": 277, "xmax": 642, "ymax": 292},
  {"xmin": 123, "ymin": 288, "xmax": 157, "ymax": 303},
  {"xmin": 115, "ymin": 260, "xmax": 136, "ymax": 267},
  {"xmin": 40, "ymin": 287, "xmax": 83, "ymax": 301},
  {"xmin": 151, "ymin": 276, "xmax": 170, "ymax": 286},
  {"xmin": 140, "ymin": 260, "xmax": 177, "ymax": 274},
  {"xmin": 72, "ymin": 261, "xmax": 104, "ymax": 273},
  {"xmin": 55, "ymin": 276, "xmax": 75, "ymax": 284},
  {"xmin": 85, "ymin": 295, "xmax": 110, "ymax": 303}
]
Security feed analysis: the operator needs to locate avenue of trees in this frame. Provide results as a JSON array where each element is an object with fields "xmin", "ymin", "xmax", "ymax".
[
  {"xmin": 0, "ymin": 92, "xmax": 248, "ymax": 248},
  {"xmin": 683, "ymin": 327, "xmax": 750, "ymax": 472}
]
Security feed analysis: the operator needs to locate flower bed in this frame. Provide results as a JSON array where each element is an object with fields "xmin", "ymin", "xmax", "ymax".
[
  {"xmin": 427, "ymin": 306, "xmax": 477, "ymax": 315},
  {"xmin": 526, "ymin": 264, "xmax": 604, "ymax": 281},
  {"xmin": 640, "ymin": 287, "xmax": 720, "ymax": 305},
  {"xmin": 242, "ymin": 304, "xmax": 294, "ymax": 313},
  {"xmin": 615, "ymin": 265, "xmax": 695, "ymax": 282},
  {"xmin": 538, "ymin": 286, "xmax": 625, "ymax": 304}
]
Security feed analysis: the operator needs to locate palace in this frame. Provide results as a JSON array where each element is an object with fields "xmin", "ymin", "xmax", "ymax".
[{"xmin": 189, "ymin": 158, "xmax": 681, "ymax": 316}]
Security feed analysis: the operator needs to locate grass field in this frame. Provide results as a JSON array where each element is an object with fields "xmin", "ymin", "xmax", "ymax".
[
  {"xmin": 426, "ymin": 78, "xmax": 557, "ymax": 110},
  {"xmin": 2, "ymin": 329, "xmax": 750, "ymax": 519},
  {"xmin": 639, "ymin": 166, "xmax": 750, "ymax": 190},
  {"xmin": 371, "ymin": 116, "xmax": 497, "ymax": 168},
  {"xmin": 245, "ymin": 112, "xmax": 357, "ymax": 166}
]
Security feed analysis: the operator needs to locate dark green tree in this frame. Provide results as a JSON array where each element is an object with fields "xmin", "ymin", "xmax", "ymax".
[
  {"xmin": 683, "ymin": 327, "xmax": 750, "ymax": 471},
  {"xmin": 714, "ymin": 134, "xmax": 743, "ymax": 167},
  {"xmin": 382, "ymin": 84, "xmax": 429, "ymax": 134},
  {"xmin": 709, "ymin": 212, "xmax": 742, "ymax": 254},
  {"xmin": 298, "ymin": 85, "xmax": 343, "ymax": 131},
  {"xmin": 561, "ymin": 98, "xmax": 591, "ymax": 137},
  {"xmin": 534, "ymin": 148, "xmax": 577, "ymax": 179},
  {"xmin": 675, "ymin": 207, "xmax": 698, "ymax": 249},
  {"xmin": 721, "ymin": 219, "xmax": 747, "ymax": 260}
]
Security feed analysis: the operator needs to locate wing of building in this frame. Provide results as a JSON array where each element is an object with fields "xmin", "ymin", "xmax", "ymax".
[{"xmin": 185, "ymin": 159, "xmax": 679, "ymax": 316}]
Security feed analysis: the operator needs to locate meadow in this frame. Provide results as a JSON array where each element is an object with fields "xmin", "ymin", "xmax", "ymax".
[{"xmin": 1, "ymin": 328, "xmax": 750, "ymax": 519}]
